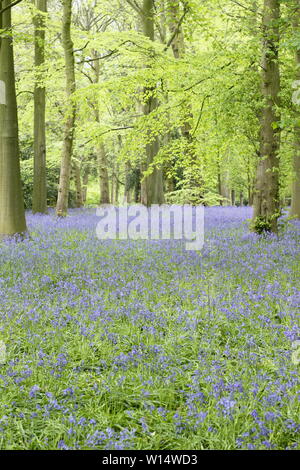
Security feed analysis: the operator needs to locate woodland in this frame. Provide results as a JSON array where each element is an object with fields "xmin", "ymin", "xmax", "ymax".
[
  {"xmin": 0, "ymin": 0, "xmax": 299, "ymax": 231},
  {"xmin": 0, "ymin": 0, "xmax": 299, "ymax": 452}
]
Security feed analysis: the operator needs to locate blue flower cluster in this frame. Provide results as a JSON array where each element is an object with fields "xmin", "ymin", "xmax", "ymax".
[{"xmin": 0, "ymin": 207, "xmax": 299, "ymax": 449}]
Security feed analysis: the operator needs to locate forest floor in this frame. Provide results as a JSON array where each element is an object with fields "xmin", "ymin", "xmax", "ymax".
[{"xmin": 0, "ymin": 207, "xmax": 299, "ymax": 450}]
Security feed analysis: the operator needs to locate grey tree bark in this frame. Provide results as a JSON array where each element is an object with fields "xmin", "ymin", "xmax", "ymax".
[
  {"xmin": 92, "ymin": 51, "xmax": 110, "ymax": 205},
  {"xmin": 82, "ymin": 162, "xmax": 90, "ymax": 204},
  {"xmin": 291, "ymin": 126, "xmax": 300, "ymax": 218},
  {"xmin": 32, "ymin": 0, "xmax": 47, "ymax": 214},
  {"xmin": 56, "ymin": 0, "xmax": 76, "ymax": 217},
  {"xmin": 252, "ymin": 0, "xmax": 281, "ymax": 233},
  {"xmin": 291, "ymin": 1, "xmax": 300, "ymax": 219},
  {"xmin": 72, "ymin": 160, "xmax": 83, "ymax": 208},
  {"xmin": 98, "ymin": 142, "xmax": 110, "ymax": 205},
  {"xmin": 140, "ymin": 0, "xmax": 165, "ymax": 206},
  {"xmin": 0, "ymin": 0, "xmax": 27, "ymax": 238}
]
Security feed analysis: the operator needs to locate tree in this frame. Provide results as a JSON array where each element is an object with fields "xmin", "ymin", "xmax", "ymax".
[
  {"xmin": 32, "ymin": 0, "xmax": 47, "ymax": 214},
  {"xmin": 291, "ymin": 0, "xmax": 300, "ymax": 219},
  {"xmin": 0, "ymin": 0, "xmax": 27, "ymax": 238},
  {"xmin": 252, "ymin": 0, "xmax": 281, "ymax": 233},
  {"xmin": 72, "ymin": 159, "xmax": 83, "ymax": 207},
  {"xmin": 140, "ymin": 0, "xmax": 165, "ymax": 206},
  {"xmin": 56, "ymin": 0, "xmax": 76, "ymax": 216},
  {"xmin": 93, "ymin": 52, "xmax": 110, "ymax": 205},
  {"xmin": 73, "ymin": 1, "xmax": 111, "ymax": 205},
  {"xmin": 7, "ymin": 0, "xmax": 299, "ymax": 213},
  {"xmin": 125, "ymin": 0, "xmax": 165, "ymax": 206}
]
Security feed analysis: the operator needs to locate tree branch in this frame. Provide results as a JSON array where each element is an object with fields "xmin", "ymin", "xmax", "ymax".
[
  {"xmin": 78, "ymin": 69, "xmax": 94, "ymax": 83},
  {"xmin": 229, "ymin": 0, "xmax": 262, "ymax": 16},
  {"xmin": 16, "ymin": 90, "xmax": 34, "ymax": 96},
  {"xmin": 182, "ymin": 62, "xmax": 232, "ymax": 93},
  {"xmin": 73, "ymin": 41, "xmax": 90, "ymax": 54},
  {"xmin": 84, "ymin": 127, "xmax": 134, "ymax": 146},
  {"xmin": 192, "ymin": 95, "xmax": 210, "ymax": 136},
  {"xmin": 0, "ymin": 0, "xmax": 23, "ymax": 15},
  {"xmin": 77, "ymin": 49, "xmax": 119, "ymax": 64},
  {"xmin": 76, "ymin": 39, "xmax": 152, "ymax": 65},
  {"xmin": 112, "ymin": 172, "xmax": 125, "ymax": 186}
]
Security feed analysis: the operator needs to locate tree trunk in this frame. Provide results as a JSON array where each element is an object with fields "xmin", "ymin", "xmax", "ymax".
[
  {"xmin": 252, "ymin": 0, "xmax": 281, "ymax": 233},
  {"xmin": 115, "ymin": 135, "xmax": 122, "ymax": 205},
  {"xmin": 220, "ymin": 170, "xmax": 230, "ymax": 205},
  {"xmin": 140, "ymin": 0, "xmax": 165, "ymax": 206},
  {"xmin": 32, "ymin": 0, "xmax": 47, "ymax": 214},
  {"xmin": 0, "ymin": 0, "xmax": 27, "ymax": 238},
  {"xmin": 239, "ymin": 192, "xmax": 243, "ymax": 206},
  {"xmin": 98, "ymin": 143, "xmax": 110, "ymax": 204},
  {"xmin": 231, "ymin": 190, "xmax": 236, "ymax": 206},
  {"xmin": 56, "ymin": 0, "xmax": 76, "ymax": 217},
  {"xmin": 124, "ymin": 161, "xmax": 132, "ymax": 203},
  {"xmin": 82, "ymin": 163, "xmax": 89, "ymax": 204},
  {"xmin": 91, "ymin": 51, "xmax": 110, "ymax": 205},
  {"xmin": 291, "ymin": 127, "xmax": 300, "ymax": 218},
  {"xmin": 114, "ymin": 163, "xmax": 120, "ymax": 205},
  {"xmin": 217, "ymin": 157, "xmax": 222, "ymax": 205},
  {"xmin": 111, "ymin": 161, "xmax": 115, "ymax": 205},
  {"xmin": 73, "ymin": 160, "xmax": 83, "ymax": 208},
  {"xmin": 291, "ymin": 1, "xmax": 300, "ymax": 219}
]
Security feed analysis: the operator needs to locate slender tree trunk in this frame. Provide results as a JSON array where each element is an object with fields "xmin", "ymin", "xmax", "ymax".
[
  {"xmin": 72, "ymin": 160, "xmax": 83, "ymax": 208},
  {"xmin": 115, "ymin": 163, "xmax": 120, "ymax": 205},
  {"xmin": 217, "ymin": 157, "xmax": 222, "ymax": 205},
  {"xmin": 115, "ymin": 135, "xmax": 123, "ymax": 205},
  {"xmin": 140, "ymin": 0, "xmax": 165, "ymax": 206},
  {"xmin": 111, "ymin": 185, "xmax": 114, "ymax": 205},
  {"xmin": 98, "ymin": 143, "xmax": 110, "ymax": 204},
  {"xmin": 56, "ymin": 0, "xmax": 76, "ymax": 217},
  {"xmin": 96, "ymin": 137, "xmax": 110, "ymax": 205},
  {"xmin": 124, "ymin": 161, "xmax": 132, "ymax": 203},
  {"xmin": 32, "ymin": 0, "xmax": 47, "ymax": 214},
  {"xmin": 218, "ymin": 178, "xmax": 223, "ymax": 205},
  {"xmin": 0, "ymin": 0, "xmax": 27, "ymax": 238},
  {"xmin": 219, "ymin": 169, "xmax": 230, "ymax": 205},
  {"xmin": 249, "ymin": 187, "xmax": 253, "ymax": 206},
  {"xmin": 291, "ymin": 126, "xmax": 300, "ymax": 217},
  {"xmin": 82, "ymin": 163, "xmax": 89, "ymax": 204},
  {"xmin": 110, "ymin": 159, "xmax": 120, "ymax": 205},
  {"xmin": 239, "ymin": 192, "xmax": 243, "ymax": 206},
  {"xmin": 252, "ymin": 0, "xmax": 281, "ymax": 233},
  {"xmin": 231, "ymin": 190, "xmax": 236, "ymax": 206},
  {"xmin": 92, "ymin": 51, "xmax": 110, "ymax": 205},
  {"xmin": 291, "ymin": 1, "xmax": 300, "ymax": 219},
  {"xmin": 111, "ymin": 161, "xmax": 115, "ymax": 205}
]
